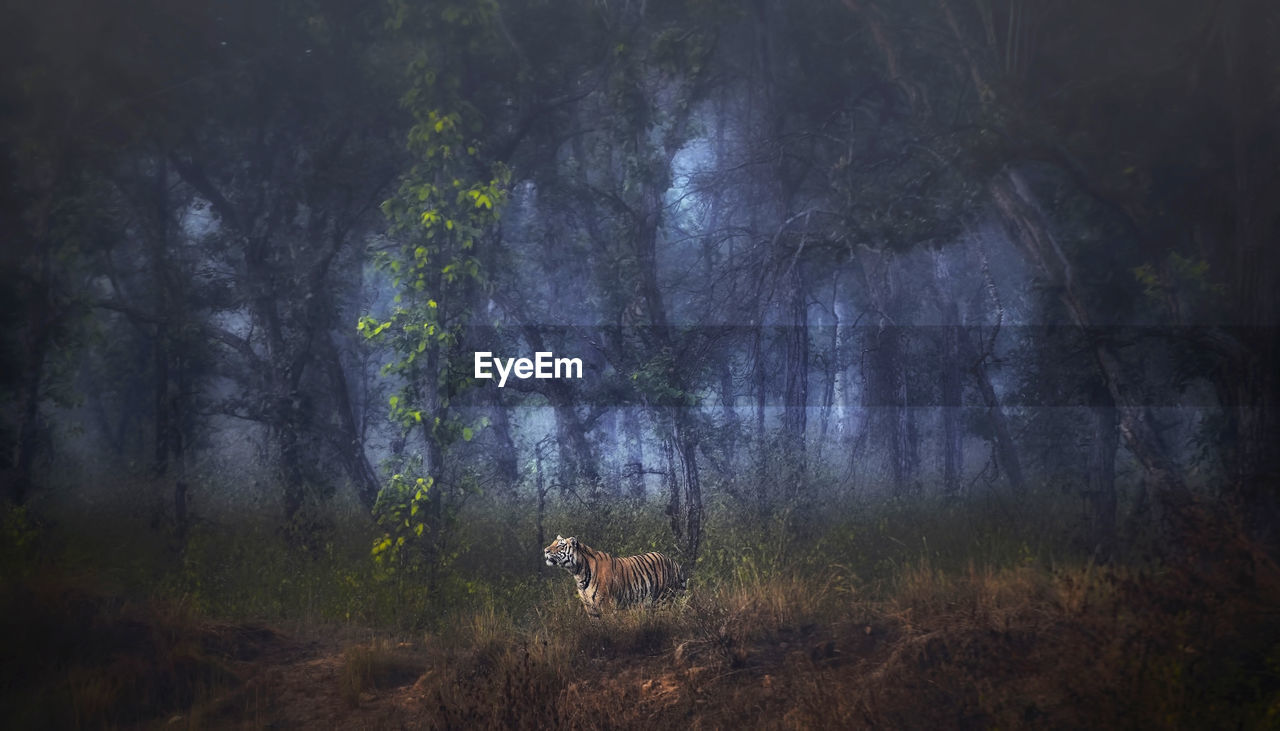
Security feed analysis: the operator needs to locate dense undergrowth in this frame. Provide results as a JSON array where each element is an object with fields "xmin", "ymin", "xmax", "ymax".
[{"xmin": 3, "ymin": 486, "xmax": 1280, "ymax": 728}]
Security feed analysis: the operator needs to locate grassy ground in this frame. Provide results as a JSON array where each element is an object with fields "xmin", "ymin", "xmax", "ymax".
[{"xmin": 3, "ymin": 489, "xmax": 1280, "ymax": 728}]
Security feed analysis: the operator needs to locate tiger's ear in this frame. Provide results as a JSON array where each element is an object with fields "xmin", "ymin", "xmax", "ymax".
[
  {"xmin": 568, "ymin": 536, "xmax": 578, "ymax": 547},
  {"xmin": 556, "ymin": 534, "xmax": 563, "ymax": 541}
]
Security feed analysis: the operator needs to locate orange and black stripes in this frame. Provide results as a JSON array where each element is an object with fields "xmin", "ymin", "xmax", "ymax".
[{"xmin": 544, "ymin": 535, "xmax": 687, "ymax": 617}]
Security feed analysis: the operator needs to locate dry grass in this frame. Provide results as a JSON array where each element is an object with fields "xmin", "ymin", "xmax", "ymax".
[
  {"xmin": 6, "ymin": 497, "xmax": 1280, "ymax": 728},
  {"xmin": 781, "ymin": 545, "xmax": 1280, "ymax": 729},
  {"xmin": 7, "ymin": 548, "xmax": 1280, "ymax": 729},
  {"xmin": 0, "ymin": 576, "xmax": 247, "ymax": 729},
  {"xmin": 390, "ymin": 538, "xmax": 1280, "ymax": 730},
  {"xmin": 338, "ymin": 638, "xmax": 427, "ymax": 708}
]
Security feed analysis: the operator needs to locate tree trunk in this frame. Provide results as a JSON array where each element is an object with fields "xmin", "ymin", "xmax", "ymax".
[
  {"xmin": 490, "ymin": 396, "xmax": 520, "ymax": 492},
  {"xmin": 622, "ymin": 407, "xmax": 646, "ymax": 499},
  {"xmin": 865, "ymin": 322, "xmax": 915, "ymax": 495},
  {"xmin": 146, "ymin": 155, "xmax": 192, "ymax": 553},
  {"xmin": 319, "ymin": 329, "xmax": 381, "ymax": 510},
  {"xmin": 1224, "ymin": 349, "xmax": 1280, "ymax": 512},
  {"xmin": 153, "ymin": 328, "xmax": 171, "ymax": 477},
  {"xmin": 752, "ymin": 324, "xmax": 769, "ymax": 514},
  {"xmin": 940, "ymin": 304, "xmax": 963, "ymax": 496},
  {"xmin": 663, "ymin": 436, "xmax": 681, "ymax": 543},
  {"xmin": 955, "ymin": 324, "xmax": 1025, "ymax": 493},
  {"xmin": 675, "ymin": 419, "xmax": 703, "ymax": 562},
  {"xmin": 535, "ymin": 441, "xmax": 547, "ymax": 576},
  {"xmin": 554, "ymin": 403, "xmax": 600, "ymax": 499},
  {"xmin": 858, "ymin": 248, "xmax": 918, "ymax": 495},
  {"xmin": 1087, "ymin": 382, "xmax": 1118, "ymax": 555},
  {"xmin": 635, "ymin": 174, "xmax": 702, "ymax": 562},
  {"xmin": 517, "ymin": 323, "xmax": 599, "ymax": 494},
  {"xmin": 782, "ymin": 263, "xmax": 809, "ymax": 497},
  {"xmin": 279, "ymin": 423, "xmax": 307, "ymax": 526},
  {"xmin": 7, "ymin": 153, "xmax": 63, "ymax": 506},
  {"xmin": 818, "ymin": 275, "xmax": 847, "ymax": 466},
  {"xmin": 992, "ymin": 170, "xmax": 1185, "ymax": 502},
  {"xmin": 1221, "ymin": 0, "xmax": 1280, "ymax": 512},
  {"xmin": 8, "ymin": 295, "xmax": 49, "ymax": 505}
]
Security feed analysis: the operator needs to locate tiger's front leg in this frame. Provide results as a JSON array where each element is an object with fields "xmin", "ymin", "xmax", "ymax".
[{"xmin": 577, "ymin": 589, "xmax": 603, "ymax": 618}]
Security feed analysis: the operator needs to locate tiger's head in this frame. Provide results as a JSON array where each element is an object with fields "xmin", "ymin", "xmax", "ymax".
[{"xmin": 544, "ymin": 534, "xmax": 581, "ymax": 571}]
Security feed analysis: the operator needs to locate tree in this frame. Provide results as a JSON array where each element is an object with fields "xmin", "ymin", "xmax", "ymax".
[{"xmin": 364, "ymin": 0, "xmax": 512, "ymax": 580}]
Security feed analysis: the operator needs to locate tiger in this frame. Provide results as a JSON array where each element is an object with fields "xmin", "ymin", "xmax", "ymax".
[{"xmin": 543, "ymin": 535, "xmax": 687, "ymax": 618}]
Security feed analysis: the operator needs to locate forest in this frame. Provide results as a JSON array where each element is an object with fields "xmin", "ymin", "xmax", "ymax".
[{"xmin": 3, "ymin": 0, "xmax": 1279, "ymax": 727}]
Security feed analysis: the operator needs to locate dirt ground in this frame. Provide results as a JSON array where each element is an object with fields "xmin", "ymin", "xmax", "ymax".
[
  {"xmin": 182, "ymin": 619, "xmax": 891, "ymax": 729},
  {"xmin": 3, "ymin": 581, "xmax": 898, "ymax": 729}
]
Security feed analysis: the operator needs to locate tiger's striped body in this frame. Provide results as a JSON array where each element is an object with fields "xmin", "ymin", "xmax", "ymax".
[{"xmin": 543, "ymin": 535, "xmax": 686, "ymax": 618}]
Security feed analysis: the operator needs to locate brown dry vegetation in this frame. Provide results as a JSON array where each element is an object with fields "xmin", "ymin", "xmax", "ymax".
[
  {"xmin": 6, "ymin": 531, "xmax": 1280, "ymax": 729},
  {"xmin": 4, "ymin": 494, "xmax": 1280, "ymax": 728},
  {"xmin": 372, "ymin": 550, "xmax": 1280, "ymax": 729}
]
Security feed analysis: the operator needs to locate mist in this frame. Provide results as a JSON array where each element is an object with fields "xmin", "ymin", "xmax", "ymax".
[{"xmin": 3, "ymin": 0, "xmax": 1278, "ymax": 727}]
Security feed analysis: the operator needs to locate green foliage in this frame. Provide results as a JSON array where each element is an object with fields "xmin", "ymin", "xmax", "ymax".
[
  {"xmin": 1134, "ymin": 251, "xmax": 1226, "ymax": 314},
  {"xmin": 630, "ymin": 347, "xmax": 700, "ymax": 407},
  {"xmin": 361, "ymin": 0, "xmax": 514, "ymax": 575},
  {"xmin": 0, "ymin": 504, "xmax": 42, "ymax": 579},
  {"xmin": 369, "ymin": 471, "xmax": 471, "ymax": 580}
]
